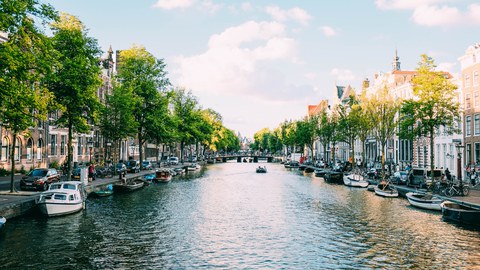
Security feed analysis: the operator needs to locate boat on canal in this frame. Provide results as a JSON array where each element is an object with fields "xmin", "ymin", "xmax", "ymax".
[
  {"xmin": 374, "ymin": 181, "xmax": 399, "ymax": 197},
  {"xmin": 154, "ymin": 169, "xmax": 173, "ymax": 183},
  {"xmin": 324, "ymin": 166, "xmax": 344, "ymax": 184},
  {"xmin": 0, "ymin": 216, "xmax": 6, "ymax": 230},
  {"xmin": 113, "ymin": 179, "xmax": 145, "ymax": 191},
  {"xmin": 37, "ymin": 181, "xmax": 86, "ymax": 217},
  {"xmin": 256, "ymin": 166, "xmax": 267, "ymax": 173},
  {"xmin": 405, "ymin": 192, "xmax": 443, "ymax": 211},
  {"xmin": 91, "ymin": 184, "xmax": 114, "ymax": 198},
  {"xmin": 187, "ymin": 163, "xmax": 201, "ymax": 171},
  {"xmin": 441, "ymin": 201, "xmax": 480, "ymax": 226},
  {"xmin": 314, "ymin": 168, "xmax": 327, "ymax": 177},
  {"xmin": 343, "ymin": 173, "xmax": 369, "ymax": 188}
]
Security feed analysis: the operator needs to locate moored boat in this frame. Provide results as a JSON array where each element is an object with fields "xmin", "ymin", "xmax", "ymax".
[
  {"xmin": 405, "ymin": 192, "xmax": 443, "ymax": 211},
  {"xmin": 0, "ymin": 216, "xmax": 6, "ymax": 230},
  {"xmin": 37, "ymin": 181, "xmax": 86, "ymax": 217},
  {"xmin": 187, "ymin": 163, "xmax": 201, "ymax": 171},
  {"xmin": 314, "ymin": 168, "xmax": 327, "ymax": 177},
  {"xmin": 113, "ymin": 179, "xmax": 145, "ymax": 191},
  {"xmin": 154, "ymin": 169, "xmax": 173, "ymax": 183},
  {"xmin": 256, "ymin": 166, "xmax": 267, "ymax": 173},
  {"xmin": 91, "ymin": 184, "xmax": 114, "ymax": 197},
  {"xmin": 343, "ymin": 173, "xmax": 369, "ymax": 188},
  {"xmin": 374, "ymin": 181, "xmax": 398, "ymax": 197},
  {"xmin": 441, "ymin": 201, "xmax": 480, "ymax": 226}
]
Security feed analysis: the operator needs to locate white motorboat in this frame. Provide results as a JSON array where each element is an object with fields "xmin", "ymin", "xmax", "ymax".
[
  {"xmin": 37, "ymin": 181, "xmax": 86, "ymax": 217},
  {"xmin": 374, "ymin": 181, "xmax": 399, "ymax": 197},
  {"xmin": 187, "ymin": 163, "xmax": 201, "ymax": 171},
  {"xmin": 406, "ymin": 192, "xmax": 443, "ymax": 211},
  {"xmin": 343, "ymin": 173, "xmax": 369, "ymax": 188},
  {"xmin": 154, "ymin": 169, "xmax": 173, "ymax": 183},
  {"xmin": 0, "ymin": 216, "xmax": 6, "ymax": 230}
]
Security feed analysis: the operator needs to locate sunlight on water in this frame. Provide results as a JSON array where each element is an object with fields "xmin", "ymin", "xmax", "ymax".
[{"xmin": 0, "ymin": 162, "xmax": 479, "ymax": 269}]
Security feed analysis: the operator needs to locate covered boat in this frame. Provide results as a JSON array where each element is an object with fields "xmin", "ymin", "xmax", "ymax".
[
  {"xmin": 37, "ymin": 181, "xmax": 86, "ymax": 217},
  {"xmin": 374, "ymin": 181, "xmax": 398, "ymax": 197},
  {"xmin": 343, "ymin": 173, "xmax": 369, "ymax": 188},
  {"xmin": 441, "ymin": 201, "xmax": 480, "ymax": 226},
  {"xmin": 154, "ymin": 169, "xmax": 173, "ymax": 183},
  {"xmin": 0, "ymin": 216, "xmax": 6, "ymax": 230},
  {"xmin": 113, "ymin": 179, "xmax": 145, "ymax": 191},
  {"xmin": 256, "ymin": 166, "xmax": 267, "ymax": 173},
  {"xmin": 91, "ymin": 184, "xmax": 114, "ymax": 197},
  {"xmin": 405, "ymin": 192, "xmax": 443, "ymax": 211}
]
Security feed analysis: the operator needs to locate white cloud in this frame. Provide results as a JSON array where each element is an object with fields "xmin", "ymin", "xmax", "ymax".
[
  {"xmin": 172, "ymin": 21, "xmax": 306, "ymax": 102},
  {"xmin": 321, "ymin": 26, "xmax": 336, "ymax": 37},
  {"xmin": 376, "ymin": 1, "xmax": 480, "ymax": 26},
  {"xmin": 375, "ymin": 0, "xmax": 447, "ymax": 10},
  {"xmin": 200, "ymin": 0, "xmax": 222, "ymax": 14},
  {"xmin": 265, "ymin": 6, "xmax": 312, "ymax": 26},
  {"xmin": 304, "ymin": 72, "xmax": 318, "ymax": 80},
  {"xmin": 436, "ymin": 62, "xmax": 457, "ymax": 73},
  {"xmin": 331, "ymin": 68, "xmax": 356, "ymax": 81},
  {"xmin": 411, "ymin": 5, "xmax": 461, "ymax": 26},
  {"xmin": 153, "ymin": 0, "xmax": 196, "ymax": 10}
]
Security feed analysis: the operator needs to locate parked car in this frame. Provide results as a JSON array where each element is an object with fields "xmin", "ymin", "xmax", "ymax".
[
  {"xmin": 142, "ymin": 160, "xmax": 153, "ymax": 170},
  {"xmin": 20, "ymin": 168, "xmax": 60, "ymax": 191},
  {"xmin": 408, "ymin": 168, "xmax": 426, "ymax": 187},
  {"xmin": 126, "ymin": 160, "xmax": 140, "ymax": 173},
  {"xmin": 392, "ymin": 171, "xmax": 408, "ymax": 185},
  {"xmin": 168, "ymin": 156, "xmax": 179, "ymax": 165},
  {"xmin": 116, "ymin": 162, "xmax": 127, "ymax": 174},
  {"xmin": 71, "ymin": 168, "xmax": 82, "ymax": 180}
]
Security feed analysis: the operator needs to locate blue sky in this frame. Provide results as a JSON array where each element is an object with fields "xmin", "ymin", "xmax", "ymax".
[{"xmin": 43, "ymin": 0, "xmax": 480, "ymax": 138}]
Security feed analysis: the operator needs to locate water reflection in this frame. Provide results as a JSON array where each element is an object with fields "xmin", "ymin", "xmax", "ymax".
[{"xmin": 0, "ymin": 162, "xmax": 479, "ymax": 269}]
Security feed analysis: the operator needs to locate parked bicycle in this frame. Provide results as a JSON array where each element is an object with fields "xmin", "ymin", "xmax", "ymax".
[{"xmin": 444, "ymin": 181, "xmax": 469, "ymax": 197}]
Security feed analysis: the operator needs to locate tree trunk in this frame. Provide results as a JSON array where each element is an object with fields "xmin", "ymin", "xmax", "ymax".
[
  {"xmin": 67, "ymin": 123, "xmax": 73, "ymax": 181},
  {"xmin": 9, "ymin": 132, "xmax": 17, "ymax": 193}
]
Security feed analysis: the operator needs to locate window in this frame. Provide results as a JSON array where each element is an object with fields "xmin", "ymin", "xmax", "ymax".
[
  {"xmin": 475, "ymin": 114, "xmax": 480, "ymax": 135},
  {"xmin": 1, "ymin": 137, "xmax": 9, "ymax": 162},
  {"xmin": 37, "ymin": 139, "xmax": 43, "ymax": 161},
  {"xmin": 14, "ymin": 137, "xmax": 20, "ymax": 161},
  {"xmin": 60, "ymin": 135, "xmax": 66, "ymax": 156},
  {"xmin": 474, "ymin": 71, "xmax": 479, "ymax": 86},
  {"xmin": 27, "ymin": 139, "xmax": 33, "ymax": 161},
  {"xmin": 465, "ymin": 74, "xmax": 471, "ymax": 88},
  {"xmin": 50, "ymin": 134, "xmax": 57, "ymax": 155},
  {"xmin": 466, "ymin": 116, "xmax": 472, "ymax": 136},
  {"xmin": 475, "ymin": 92, "xmax": 479, "ymax": 107},
  {"xmin": 78, "ymin": 137, "xmax": 83, "ymax": 155},
  {"xmin": 466, "ymin": 93, "xmax": 471, "ymax": 109}
]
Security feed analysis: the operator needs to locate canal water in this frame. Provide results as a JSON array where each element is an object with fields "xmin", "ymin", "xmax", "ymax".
[{"xmin": 0, "ymin": 162, "xmax": 479, "ymax": 269}]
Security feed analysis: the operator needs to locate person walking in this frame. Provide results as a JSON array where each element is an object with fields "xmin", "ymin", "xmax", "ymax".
[{"xmin": 88, "ymin": 163, "xmax": 96, "ymax": 182}]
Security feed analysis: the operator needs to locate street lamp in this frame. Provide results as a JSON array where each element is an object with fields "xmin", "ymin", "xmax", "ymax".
[
  {"xmin": 455, "ymin": 142, "xmax": 465, "ymax": 195},
  {"xmin": 87, "ymin": 139, "xmax": 93, "ymax": 164}
]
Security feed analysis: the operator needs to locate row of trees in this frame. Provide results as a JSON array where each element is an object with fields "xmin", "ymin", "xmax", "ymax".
[
  {"xmin": 0, "ymin": 1, "xmax": 239, "ymax": 191},
  {"xmin": 252, "ymin": 55, "xmax": 460, "ymax": 178}
]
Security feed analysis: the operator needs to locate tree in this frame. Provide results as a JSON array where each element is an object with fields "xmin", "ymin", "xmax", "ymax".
[
  {"xmin": 0, "ymin": 0, "xmax": 58, "ymax": 192},
  {"xmin": 48, "ymin": 13, "xmax": 102, "ymax": 180},
  {"xmin": 99, "ymin": 81, "xmax": 137, "ymax": 167},
  {"xmin": 364, "ymin": 85, "xmax": 401, "ymax": 178},
  {"xmin": 399, "ymin": 54, "xmax": 460, "ymax": 179},
  {"xmin": 115, "ymin": 45, "xmax": 170, "ymax": 168},
  {"xmin": 316, "ymin": 110, "xmax": 339, "ymax": 165},
  {"xmin": 337, "ymin": 94, "xmax": 361, "ymax": 164},
  {"xmin": 295, "ymin": 116, "xmax": 318, "ymax": 162},
  {"xmin": 357, "ymin": 90, "xmax": 375, "ymax": 169},
  {"xmin": 171, "ymin": 88, "xmax": 202, "ymax": 163},
  {"xmin": 200, "ymin": 108, "xmax": 222, "ymax": 155}
]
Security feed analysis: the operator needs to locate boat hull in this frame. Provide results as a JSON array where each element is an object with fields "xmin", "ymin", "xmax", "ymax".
[
  {"xmin": 374, "ymin": 183, "xmax": 398, "ymax": 197},
  {"xmin": 37, "ymin": 201, "xmax": 85, "ymax": 217},
  {"xmin": 343, "ymin": 174, "xmax": 369, "ymax": 188},
  {"xmin": 113, "ymin": 181, "xmax": 144, "ymax": 192},
  {"xmin": 406, "ymin": 192, "xmax": 442, "ymax": 211},
  {"xmin": 441, "ymin": 201, "xmax": 480, "ymax": 225}
]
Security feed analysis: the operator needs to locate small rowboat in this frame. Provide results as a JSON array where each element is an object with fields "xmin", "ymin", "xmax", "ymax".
[
  {"xmin": 374, "ymin": 181, "xmax": 398, "ymax": 197},
  {"xmin": 343, "ymin": 173, "xmax": 369, "ymax": 188},
  {"xmin": 441, "ymin": 201, "xmax": 480, "ymax": 226},
  {"xmin": 406, "ymin": 192, "xmax": 443, "ymax": 211}
]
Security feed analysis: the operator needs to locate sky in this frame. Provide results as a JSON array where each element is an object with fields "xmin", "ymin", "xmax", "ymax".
[{"xmin": 43, "ymin": 0, "xmax": 480, "ymax": 139}]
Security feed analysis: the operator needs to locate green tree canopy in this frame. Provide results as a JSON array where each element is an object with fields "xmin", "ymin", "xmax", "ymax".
[{"xmin": 0, "ymin": 0, "xmax": 58, "ymax": 191}]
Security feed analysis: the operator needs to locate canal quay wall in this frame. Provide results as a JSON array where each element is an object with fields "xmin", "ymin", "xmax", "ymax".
[
  {"xmin": 0, "ymin": 164, "xmax": 196, "ymax": 219},
  {"xmin": 1, "ymin": 163, "xmax": 480, "ymax": 220}
]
